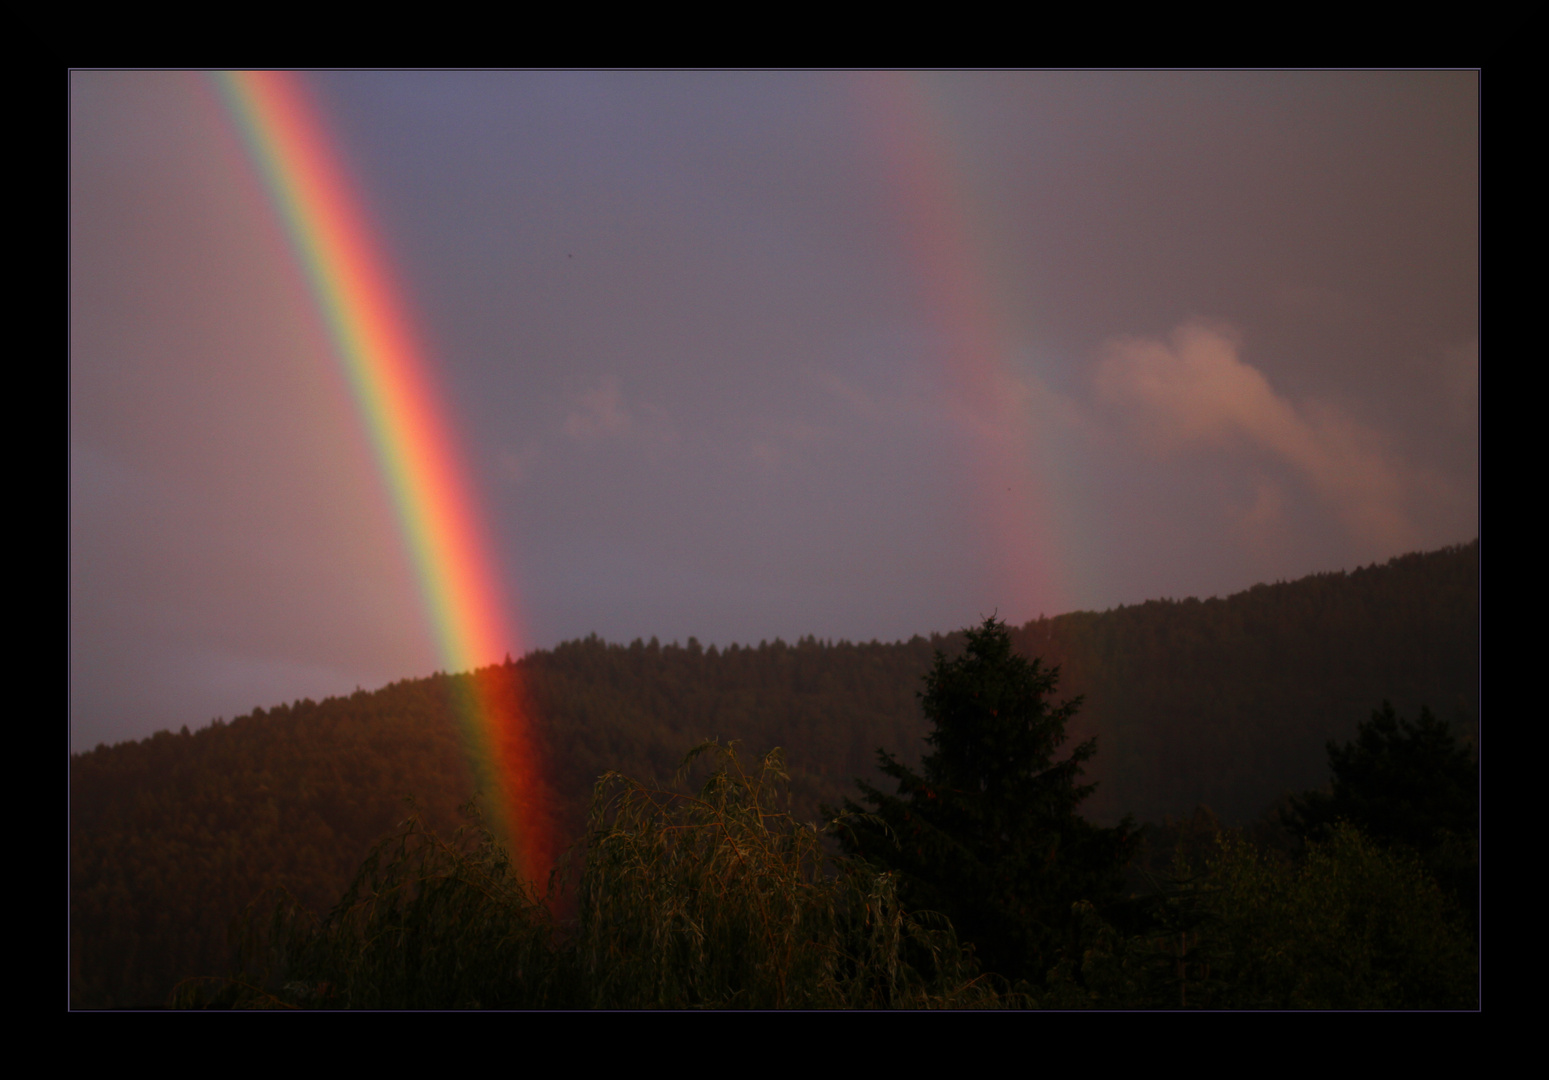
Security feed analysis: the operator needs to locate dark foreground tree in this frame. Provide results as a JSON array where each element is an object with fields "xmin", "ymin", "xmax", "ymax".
[
  {"xmin": 831, "ymin": 617, "xmax": 1136, "ymax": 986},
  {"xmin": 1291, "ymin": 701, "xmax": 1478, "ymax": 933}
]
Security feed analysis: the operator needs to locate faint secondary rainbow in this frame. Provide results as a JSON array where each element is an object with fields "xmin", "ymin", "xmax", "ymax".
[
  {"xmin": 857, "ymin": 72, "xmax": 1078, "ymax": 621},
  {"xmin": 215, "ymin": 70, "xmax": 554, "ymax": 883}
]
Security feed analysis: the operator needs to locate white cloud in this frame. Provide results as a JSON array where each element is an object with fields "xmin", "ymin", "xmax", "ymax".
[
  {"xmin": 1096, "ymin": 320, "xmax": 1425, "ymax": 552},
  {"xmin": 748, "ymin": 419, "xmax": 823, "ymax": 471},
  {"xmin": 564, "ymin": 376, "xmax": 634, "ymax": 441},
  {"xmin": 562, "ymin": 376, "xmax": 677, "ymax": 450}
]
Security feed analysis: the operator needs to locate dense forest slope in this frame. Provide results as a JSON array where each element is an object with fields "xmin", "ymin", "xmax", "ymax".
[
  {"xmin": 1019, "ymin": 542, "xmax": 1478, "ymax": 824},
  {"xmin": 69, "ymin": 540, "xmax": 1477, "ymax": 1007}
]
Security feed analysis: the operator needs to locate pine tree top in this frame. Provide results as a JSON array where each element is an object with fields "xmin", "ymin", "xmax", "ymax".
[{"xmin": 919, "ymin": 616, "xmax": 1084, "ymax": 802}]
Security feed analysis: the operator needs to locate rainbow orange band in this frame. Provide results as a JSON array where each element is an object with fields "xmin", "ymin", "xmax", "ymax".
[{"xmin": 216, "ymin": 70, "xmax": 553, "ymax": 884}]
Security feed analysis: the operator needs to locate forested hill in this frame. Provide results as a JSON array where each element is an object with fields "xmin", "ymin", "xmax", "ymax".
[
  {"xmin": 70, "ymin": 540, "xmax": 1477, "ymax": 1007},
  {"xmin": 1018, "ymin": 540, "xmax": 1479, "ymax": 824}
]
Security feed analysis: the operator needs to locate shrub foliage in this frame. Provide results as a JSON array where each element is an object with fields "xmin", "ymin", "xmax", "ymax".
[
  {"xmin": 1045, "ymin": 823, "xmax": 1477, "ymax": 1009},
  {"xmin": 176, "ymin": 742, "xmax": 1019, "ymax": 1009}
]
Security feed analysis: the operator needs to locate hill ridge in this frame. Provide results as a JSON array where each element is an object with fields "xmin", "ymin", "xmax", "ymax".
[{"xmin": 70, "ymin": 539, "xmax": 1477, "ymax": 1007}]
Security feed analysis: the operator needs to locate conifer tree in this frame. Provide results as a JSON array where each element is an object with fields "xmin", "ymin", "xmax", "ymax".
[
  {"xmin": 1291, "ymin": 702, "xmax": 1478, "ymax": 933},
  {"xmin": 832, "ymin": 616, "xmax": 1136, "ymax": 986}
]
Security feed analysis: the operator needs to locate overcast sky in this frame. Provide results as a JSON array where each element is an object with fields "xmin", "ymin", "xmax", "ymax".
[{"xmin": 70, "ymin": 71, "xmax": 1478, "ymax": 748}]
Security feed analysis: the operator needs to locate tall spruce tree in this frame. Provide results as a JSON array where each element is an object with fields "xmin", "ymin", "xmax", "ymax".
[{"xmin": 832, "ymin": 616, "xmax": 1136, "ymax": 986}]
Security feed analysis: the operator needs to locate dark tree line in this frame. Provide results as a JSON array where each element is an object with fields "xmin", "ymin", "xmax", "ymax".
[
  {"xmin": 1015, "ymin": 541, "xmax": 1478, "ymax": 823},
  {"xmin": 70, "ymin": 541, "xmax": 1478, "ymax": 1007},
  {"xmin": 174, "ymin": 624, "xmax": 1478, "ymax": 1009},
  {"xmin": 1289, "ymin": 701, "xmax": 1479, "ymax": 935}
]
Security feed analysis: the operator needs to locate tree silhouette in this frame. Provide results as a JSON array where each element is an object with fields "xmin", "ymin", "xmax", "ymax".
[
  {"xmin": 832, "ymin": 616, "xmax": 1136, "ymax": 985},
  {"xmin": 1292, "ymin": 701, "xmax": 1478, "ymax": 933}
]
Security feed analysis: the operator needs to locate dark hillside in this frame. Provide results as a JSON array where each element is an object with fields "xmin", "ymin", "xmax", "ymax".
[
  {"xmin": 1022, "ymin": 541, "xmax": 1479, "ymax": 824},
  {"xmin": 70, "ymin": 679, "xmax": 477, "ymax": 1008},
  {"xmin": 70, "ymin": 637, "xmax": 948, "ymax": 1007},
  {"xmin": 69, "ymin": 540, "xmax": 1477, "ymax": 1008},
  {"xmin": 523, "ymin": 633, "xmax": 946, "ymax": 844}
]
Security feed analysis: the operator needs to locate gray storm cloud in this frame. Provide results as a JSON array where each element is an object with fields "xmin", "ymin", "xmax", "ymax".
[{"xmin": 1095, "ymin": 322, "xmax": 1426, "ymax": 553}]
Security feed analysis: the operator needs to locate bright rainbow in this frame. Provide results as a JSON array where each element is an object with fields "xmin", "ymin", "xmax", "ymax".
[{"xmin": 215, "ymin": 70, "xmax": 554, "ymax": 885}]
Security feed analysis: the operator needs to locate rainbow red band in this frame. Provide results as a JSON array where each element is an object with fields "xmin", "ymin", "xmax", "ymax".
[
  {"xmin": 862, "ymin": 72, "xmax": 1072, "ymax": 621},
  {"xmin": 216, "ymin": 70, "xmax": 553, "ymax": 884}
]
